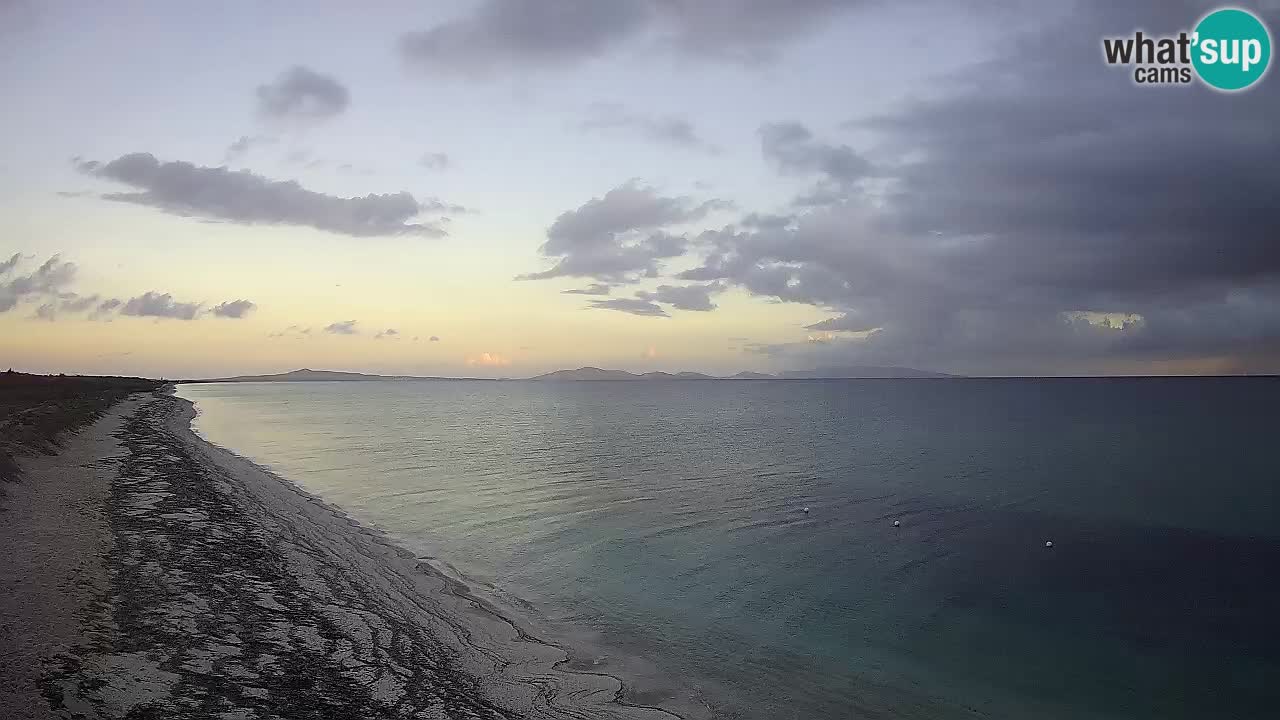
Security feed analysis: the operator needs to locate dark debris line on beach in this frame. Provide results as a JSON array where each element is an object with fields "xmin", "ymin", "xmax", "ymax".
[{"xmin": 42, "ymin": 394, "xmax": 525, "ymax": 719}]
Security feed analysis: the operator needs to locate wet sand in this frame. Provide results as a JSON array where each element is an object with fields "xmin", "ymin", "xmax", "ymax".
[{"xmin": 2, "ymin": 388, "xmax": 688, "ymax": 719}]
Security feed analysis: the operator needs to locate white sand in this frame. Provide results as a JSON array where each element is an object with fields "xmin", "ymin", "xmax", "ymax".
[{"xmin": 1, "ymin": 394, "xmax": 151, "ymax": 719}]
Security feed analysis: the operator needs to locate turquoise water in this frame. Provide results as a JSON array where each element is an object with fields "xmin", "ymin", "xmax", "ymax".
[{"xmin": 178, "ymin": 378, "xmax": 1280, "ymax": 719}]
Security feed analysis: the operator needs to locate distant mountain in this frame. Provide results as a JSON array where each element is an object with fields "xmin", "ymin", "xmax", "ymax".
[
  {"xmin": 531, "ymin": 367, "xmax": 641, "ymax": 381},
  {"xmin": 779, "ymin": 366, "xmax": 952, "ymax": 379},
  {"xmin": 185, "ymin": 368, "xmax": 466, "ymax": 383},
  {"xmin": 530, "ymin": 367, "xmax": 718, "ymax": 381},
  {"xmin": 189, "ymin": 365, "xmax": 954, "ymax": 384},
  {"xmin": 640, "ymin": 371, "xmax": 716, "ymax": 380}
]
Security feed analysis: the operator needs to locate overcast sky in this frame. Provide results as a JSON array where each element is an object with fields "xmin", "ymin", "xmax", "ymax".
[{"xmin": 3, "ymin": 0, "xmax": 1278, "ymax": 377}]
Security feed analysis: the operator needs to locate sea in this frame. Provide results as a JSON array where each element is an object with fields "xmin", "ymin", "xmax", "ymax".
[{"xmin": 176, "ymin": 377, "xmax": 1280, "ymax": 719}]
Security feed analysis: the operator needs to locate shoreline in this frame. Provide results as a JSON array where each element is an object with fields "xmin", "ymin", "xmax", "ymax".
[{"xmin": 4, "ymin": 388, "xmax": 701, "ymax": 719}]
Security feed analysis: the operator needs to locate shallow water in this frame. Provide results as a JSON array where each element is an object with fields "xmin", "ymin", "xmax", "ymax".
[{"xmin": 178, "ymin": 378, "xmax": 1280, "ymax": 719}]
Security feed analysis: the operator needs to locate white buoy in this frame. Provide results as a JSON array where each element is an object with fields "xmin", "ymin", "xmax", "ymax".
[
  {"xmin": 803, "ymin": 507, "xmax": 810, "ymax": 514},
  {"xmin": 1045, "ymin": 540, "xmax": 1054, "ymax": 548},
  {"xmin": 893, "ymin": 520, "xmax": 901, "ymax": 527}
]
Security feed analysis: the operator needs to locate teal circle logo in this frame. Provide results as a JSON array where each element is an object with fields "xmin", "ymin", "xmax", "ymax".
[{"xmin": 1192, "ymin": 8, "xmax": 1271, "ymax": 91}]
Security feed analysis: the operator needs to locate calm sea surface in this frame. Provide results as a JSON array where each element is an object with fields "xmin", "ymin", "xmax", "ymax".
[{"xmin": 177, "ymin": 378, "xmax": 1280, "ymax": 719}]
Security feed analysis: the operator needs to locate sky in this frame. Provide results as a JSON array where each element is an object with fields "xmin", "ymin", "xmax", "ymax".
[{"xmin": 2, "ymin": 0, "xmax": 1279, "ymax": 378}]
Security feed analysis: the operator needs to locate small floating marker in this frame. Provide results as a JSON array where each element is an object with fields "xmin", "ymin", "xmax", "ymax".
[
  {"xmin": 1045, "ymin": 540, "xmax": 1054, "ymax": 548},
  {"xmin": 803, "ymin": 507, "xmax": 810, "ymax": 514},
  {"xmin": 893, "ymin": 520, "xmax": 901, "ymax": 527}
]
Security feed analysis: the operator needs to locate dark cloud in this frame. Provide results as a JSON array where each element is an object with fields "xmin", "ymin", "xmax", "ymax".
[
  {"xmin": 211, "ymin": 299, "xmax": 257, "ymax": 318},
  {"xmin": 399, "ymin": 0, "xmax": 862, "ymax": 75},
  {"xmin": 636, "ymin": 282, "xmax": 722, "ymax": 311},
  {"xmin": 324, "ymin": 320, "xmax": 359, "ymax": 335},
  {"xmin": 10, "ymin": 283, "xmax": 112, "ymax": 319},
  {"xmin": 400, "ymin": 0, "xmax": 649, "ymax": 76},
  {"xmin": 429, "ymin": 335, "xmax": 441, "ymax": 342},
  {"xmin": 419, "ymin": 152, "xmax": 451, "ymax": 170},
  {"xmin": 518, "ymin": 181, "xmax": 729, "ymax": 283},
  {"xmin": 581, "ymin": 102, "xmax": 716, "ymax": 152},
  {"xmin": 78, "ymin": 153, "xmax": 449, "ymax": 238},
  {"xmin": 255, "ymin": 66, "xmax": 349, "ymax": 123},
  {"xmin": 374, "ymin": 328, "xmax": 400, "ymax": 340},
  {"xmin": 650, "ymin": 0, "xmax": 861, "ymax": 62},
  {"xmin": 562, "ymin": 283, "xmax": 614, "ymax": 296},
  {"xmin": 578, "ymin": 282, "xmax": 721, "ymax": 314},
  {"xmin": 587, "ymin": 297, "xmax": 669, "ymax": 317},
  {"xmin": 90, "ymin": 298, "xmax": 122, "ymax": 321},
  {"xmin": 121, "ymin": 291, "xmax": 201, "ymax": 320},
  {"xmin": 678, "ymin": 1, "xmax": 1280, "ymax": 374},
  {"xmin": 0, "ymin": 254, "xmax": 77, "ymax": 312},
  {"xmin": 759, "ymin": 122, "xmax": 873, "ymax": 206}
]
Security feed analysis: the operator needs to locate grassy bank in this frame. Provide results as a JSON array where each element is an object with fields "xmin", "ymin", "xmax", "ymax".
[{"xmin": 0, "ymin": 371, "xmax": 165, "ymax": 485}]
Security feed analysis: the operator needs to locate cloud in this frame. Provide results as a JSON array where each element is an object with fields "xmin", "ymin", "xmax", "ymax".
[
  {"xmin": 90, "ymin": 298, "xmax": 122, "ymax": 320},
  {"xmin": 4, "ymin": 269, "xmax": 253, "ymax": 322},
  {"xmin": 398, "ymin": 0, "xmax": 861, "ymax": 75},
  {"xmin": 578, "ymin": 281, "xmax": 720, "ymax": 315},
  {"xmin": 211, "ymin": 299, "xmax": 257, "ymax": 318},
  {"xmin": 77, "ymin": 153, "xmax": 449, "ymax": 238},
  {"xmin": 518, "ymin": 181, "xmax": 729, "ymax": 282},
  {"xmin": 581, "ymin": 102, "xmax": 716, "ymax": 152},
  {"xmin": 418, "ymin": 197, "xmax": 469, "ymax": 215},
  {"xmin": 0, "ymin": 254, "xmax": 77, "ymax": 312},
  {"xmin": 324, "ymin": 320, "xmax": 359, "ymax": 335},
  {"xmin": 400, "ymin": 0, "xmax": 649, "ymax": 76},
  {"xmin": 429, "ymin": 335, "xmax": 441, "ymax": 342},
  {"xmin": 562, "ymin": 283, "xmax": 613, "ymax": 295},
  {"xmin": 636, "ymin": 282, "xmax": 722, "ymax": 311},
  {"xmin": 650, "ymin": 0, "xmax": 861, "ymax": 62},
  {"xmin": 255, "ymin": 66, "xmax": 349, "ymax": 123},
  {"xmin": 59, "ymin": 293, "xmax": 100, "ymax": 313},
  {"xmin": 374, "ymin": 328, "xmax": 400, "ymax": 340},
  {"xmin": 121, "ymin": 291, "xmax": 201, "ymax": 320},
  {"xmin": 30, "ymin": 291, "xmax": 108, "ymax": 322},
  {"xmin": 587, "ymin": 297, "xmax": 669, "ymax": 317},
  {"xmin": 804, "ymin": 311, "xmax": 876, "ymax": 333},
  {"xmin": 268, "ymin": 324, "xmax": 312, "ymax": 339},
  {"xmin": 419, "ymin": 152, "xmax": 451, "ymax": 170},
  {"xmin": 466, "ymin": 352, "xmax": 511, "ymax": 367},
  {"xmin": 759, "ymin": 122, "xmax": 873, "ymax": 205},
  {"xmin": 677, "ymin": 1, "xmax": 1280, "ymax": 374},
  {"xmin": 224, "ymin": 134, "xmax": 276, "ymax": 162}
]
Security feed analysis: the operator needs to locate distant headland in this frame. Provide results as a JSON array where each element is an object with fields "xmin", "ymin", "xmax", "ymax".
[{"xmin": 184, "ymin": 366, "xmax": 954, "ymax": 383}]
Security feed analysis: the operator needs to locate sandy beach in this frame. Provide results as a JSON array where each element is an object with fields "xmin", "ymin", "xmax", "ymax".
[{"xmin": 1, "ymin": 387, "xmax": 687, "ymax": 719}]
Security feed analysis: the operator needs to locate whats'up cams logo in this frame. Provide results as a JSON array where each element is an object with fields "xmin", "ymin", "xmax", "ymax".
[{"xmin": 1102, "ymin": 7, "xmax": 1272, "ymax": 91}]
